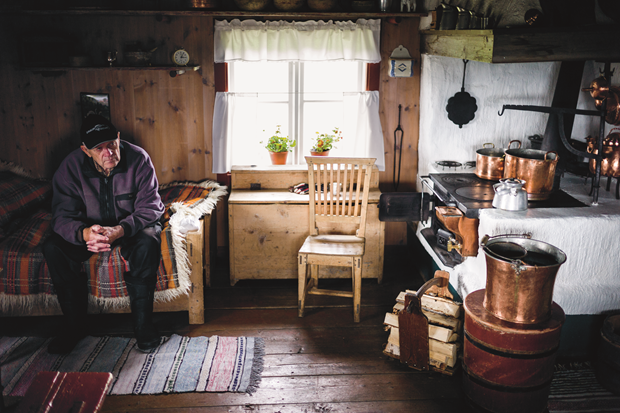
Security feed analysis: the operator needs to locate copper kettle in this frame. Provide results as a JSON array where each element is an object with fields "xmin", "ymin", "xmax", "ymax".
[
  {"xmin": 587, "ymin": 128, "xmax": 620, "ymax": 177},
  {"xmin": 582, "ymin": 76, "xmax": 620, "ymax": 125}
]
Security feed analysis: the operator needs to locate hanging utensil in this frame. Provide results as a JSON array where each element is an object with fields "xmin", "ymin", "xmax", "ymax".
[
  {"xmin": 446, "ymin": 59, "xmax": 477, "ymax": 128},
  {"xmin": 393, "ymin": 104, "xmax": 404, "ymax": 191}
]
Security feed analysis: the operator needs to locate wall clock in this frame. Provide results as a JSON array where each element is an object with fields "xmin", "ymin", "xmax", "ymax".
[{"xmin": 172, "ymin": 48, "xmax": 190, "ymax": 66}]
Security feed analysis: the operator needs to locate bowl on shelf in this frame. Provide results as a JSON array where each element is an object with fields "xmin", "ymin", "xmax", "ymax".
[
  {"xmin": 307, "ymin": 0, "xmax": 337, "ymax": 11},
  {"xmin": 233, "ymin": 0, "xmax": 271, "ymax": 10},
  {"xmin": 124, "ymin": 51, "xmax": 153, "ymax": 66},
  {"xmin": 274, "ymin": 0, "xmax": 304, "ymax": 10},
  {"xmin": 351, "ymin": 0, "xmax": 375, "ymax": 11}
]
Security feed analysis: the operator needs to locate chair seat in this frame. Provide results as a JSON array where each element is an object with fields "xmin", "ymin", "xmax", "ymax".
[{"xmin": 299, "ymin": 235, "xmax": 365, "ymax": 256}]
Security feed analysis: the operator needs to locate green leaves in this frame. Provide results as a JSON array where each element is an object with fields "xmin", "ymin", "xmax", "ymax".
[{"xmin": 261, "ymin": 125, "xmax": 297, "ymax": 153}]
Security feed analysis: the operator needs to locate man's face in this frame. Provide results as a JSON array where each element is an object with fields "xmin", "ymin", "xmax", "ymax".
[{"xmin": 81, "ymin": 135, "xmax": 121, "ymax": 172}]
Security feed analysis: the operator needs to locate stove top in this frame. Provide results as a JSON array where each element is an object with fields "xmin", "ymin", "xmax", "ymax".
[{"xmin": 428, "ymin": 173, "xmax": 587, "ymax": 218}]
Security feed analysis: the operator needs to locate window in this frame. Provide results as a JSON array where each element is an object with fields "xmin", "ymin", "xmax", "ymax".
[
  {"xmin": 228, "ymin": 60, "xmax": 367, "ymax": 165},
  {"xmin": 212, "ymin": 19, "xmax": 385, "ymax": 174}
]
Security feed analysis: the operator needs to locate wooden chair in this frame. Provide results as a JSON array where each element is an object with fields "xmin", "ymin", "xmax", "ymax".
[{"xmin": 298, "ymin": 156, "xmax": 376, "ymax": 323}]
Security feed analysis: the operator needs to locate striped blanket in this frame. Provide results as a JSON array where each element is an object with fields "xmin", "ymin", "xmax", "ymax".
[
  {"xmin": 0, "ymin": 334, "xmax": 264, "ymax": 396},
  {"xmin": 0, "ymin": 177, "xmax": 227, "ymax": 311}
]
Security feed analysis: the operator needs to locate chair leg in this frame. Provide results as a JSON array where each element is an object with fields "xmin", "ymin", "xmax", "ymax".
[
  {"xmin": 298, "ymin": 254, "xmax": 308, "ymax": 318},
  {"xmin": 353, "ymin": 257, "xmax": 363, "ymax": 323},
  {"xmin": 310, "ymin": 264, "xmax": 319, "ymax": 287}
]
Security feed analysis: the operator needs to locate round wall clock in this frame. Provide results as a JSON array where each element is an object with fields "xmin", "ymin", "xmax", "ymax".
[{"xmin": 172, "ymin": 48, "xmax": 190, "ymax": 66}]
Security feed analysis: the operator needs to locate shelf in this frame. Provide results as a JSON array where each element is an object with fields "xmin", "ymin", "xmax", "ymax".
[
  {"xmin": 421, "ymin": 25, "xmax": 620, "ymax": 63},
  {"xmin": 0, "ymin": 8, "xmax": 427, "ymax": 19},
  {"xmin": 20, "ymin": 65, "xmax": 201, "ymax": 72}
]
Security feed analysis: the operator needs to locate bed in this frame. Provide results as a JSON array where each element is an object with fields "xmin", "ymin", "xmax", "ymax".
[{"xmin": 0, "ymin": 160, "xmax": 227, "ymax": 324}]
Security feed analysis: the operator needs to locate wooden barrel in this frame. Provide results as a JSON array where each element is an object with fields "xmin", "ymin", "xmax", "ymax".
[
  {"xmin": 596, "ymin": 314, "xmax": 620, "ymax": 395},
  {"xmin": 462, "ymin": 289, "xmax": 565, "ymax": 413}
]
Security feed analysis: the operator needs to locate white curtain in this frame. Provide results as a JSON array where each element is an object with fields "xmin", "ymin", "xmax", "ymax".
[
  {"xmin": 212, "ymin": 91, "xmax": 385, "ymax": 174},
  {"xmin": 214, "ymin": 19, "xmax": 382, "ymax": 63},
  {"xmin": 212, "ymin": 19, "xmax": 385, "ymax": 174}
]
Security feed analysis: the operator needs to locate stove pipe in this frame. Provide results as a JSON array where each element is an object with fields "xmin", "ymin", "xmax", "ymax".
[{"xmin": 541, "ymin": 61, "xmax": 585, "ymax": 191}]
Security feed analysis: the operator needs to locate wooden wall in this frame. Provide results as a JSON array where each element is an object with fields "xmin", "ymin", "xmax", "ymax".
[
  {"xmin": 0, "ymin": 13, "xmax": 215, "ymax": 182},
  {"xmin": 0, "ymin": 13, "xmax": 421, "ymax": 247},
  {"xmin": 379, "ymin": 17, "xmax": 421, "ymax": 245}
]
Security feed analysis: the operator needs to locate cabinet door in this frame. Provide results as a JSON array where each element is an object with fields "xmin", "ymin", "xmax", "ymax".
[{"xmin": 229, "ymin": 203, "xmax": 308, "ymax": 285}]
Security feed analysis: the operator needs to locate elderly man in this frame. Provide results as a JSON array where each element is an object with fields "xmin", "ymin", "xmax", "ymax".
[{"xmin": 43, "ymin": 114, "xmax": 165, "ymax": 354}]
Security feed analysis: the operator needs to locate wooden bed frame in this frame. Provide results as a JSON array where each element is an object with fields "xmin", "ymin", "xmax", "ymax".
[{"xmin": 0, "ymin": 214, "xmax": 214, "ymax": 325}]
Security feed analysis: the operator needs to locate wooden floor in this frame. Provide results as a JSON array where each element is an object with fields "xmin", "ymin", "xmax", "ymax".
[{"xmin": 2, "ymin": 246, "xmax": 476, "ymax": 413}]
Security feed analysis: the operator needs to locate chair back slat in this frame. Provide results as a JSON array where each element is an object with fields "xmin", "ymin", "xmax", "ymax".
[{"xmin": 305, "ymin": 156, "xmax": 376, "ymax": 237}]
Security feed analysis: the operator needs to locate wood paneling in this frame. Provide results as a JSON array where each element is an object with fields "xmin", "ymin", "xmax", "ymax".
[
  {"xmin": 0, "ymin": 14, "xmax": 215, "ymax": 182},
  {"xmin": 0, "ymin": 14, "xmax": 419, "ymax": 246},
  {"xmin": 379, "ymin": 17, "xmax": 421, "ymax": 245}
]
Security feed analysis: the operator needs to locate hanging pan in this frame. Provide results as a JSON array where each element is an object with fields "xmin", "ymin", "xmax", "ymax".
[{"xmin": 446, "ymin": 59, "xmax": 477, "ymax": 128}]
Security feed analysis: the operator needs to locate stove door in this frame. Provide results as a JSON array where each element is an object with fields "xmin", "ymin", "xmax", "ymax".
[{"xmin": 379, "ymin": 192, "xmax": 430, "ymax": 222}]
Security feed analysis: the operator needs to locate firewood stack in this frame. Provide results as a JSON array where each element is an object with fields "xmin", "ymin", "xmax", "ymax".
[{"xmin": 383, "ymin": 271, "xmax": 463, "ymax": 375}]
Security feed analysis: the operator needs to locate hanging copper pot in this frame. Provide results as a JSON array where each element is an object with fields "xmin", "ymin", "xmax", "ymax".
[
  {"xmin": 582, "ymin": 77, "xmax": 620, "ymax": 125},
  {"xmin": 587, "ymin": 128, "xmax": 620, "ymax": 177},
  {"xmin": 582, "ymin": 76, "xmax": 610, "ymax": 101}
]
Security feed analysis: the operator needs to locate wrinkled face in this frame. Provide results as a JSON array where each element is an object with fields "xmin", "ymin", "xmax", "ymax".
[{"xmin": 81, "ymin": 135, "xmax": 121, "ymax": 172}]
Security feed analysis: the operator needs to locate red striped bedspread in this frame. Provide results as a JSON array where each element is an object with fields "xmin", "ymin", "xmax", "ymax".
[{"xmin": 0, "ymin": 181, "xmax": 221, "ymax": 300}]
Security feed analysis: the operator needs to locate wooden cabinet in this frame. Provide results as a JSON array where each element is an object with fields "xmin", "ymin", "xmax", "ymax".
[{"xmin": 228, "ymin": 165, "xmax": 385, "ymax": 286}]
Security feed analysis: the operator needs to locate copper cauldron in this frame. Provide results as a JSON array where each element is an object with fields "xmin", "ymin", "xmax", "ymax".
[
  {"xmin": 504, "ymin": 149, "xmax": 559, "ymax": 201},
  {"xmin": 475, "ymin": 140, "xmax": 520, "ymax": 181},
  {"xmin": 481, "ymin": 234, "xmax": 566, "ymax": 324},
  {"xmin": 587, "ymin": 128, "xmax": 620, "ymax": 178}
]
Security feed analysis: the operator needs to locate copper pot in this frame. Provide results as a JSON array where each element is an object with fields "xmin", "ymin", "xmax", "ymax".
[
  {"xmin": 475, "ymin": 140, "xmax": 520, "ymax": 181},
  {"xmin": 587, "ymin": 128, "xmax": 620, "ymax": 177},
  {"xmin": 481, "ymin": 234, "xmax": 566, "ymax": 324},
  {"xmin": 583, "ymin": 77, "xmax": 620, "ymax": 125},
  {"xmin": 503, "ymin": 149, "xmax": 559, "ymax": 201}
]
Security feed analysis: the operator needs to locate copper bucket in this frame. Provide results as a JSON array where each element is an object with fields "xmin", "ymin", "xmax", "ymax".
[{"xmin": 481, "ymin": 234, "xmax": 566, "ymax": 324}]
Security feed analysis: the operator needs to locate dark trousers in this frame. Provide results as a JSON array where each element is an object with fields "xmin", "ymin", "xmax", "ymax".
[{"xmin": 42, "ymin": 224, "xmax": 162, "ymax": 308}]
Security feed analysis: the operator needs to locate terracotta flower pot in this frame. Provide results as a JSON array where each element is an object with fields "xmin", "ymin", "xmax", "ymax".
[
  {"xmin": 269, "ymin": 151, "xmax": 288, "ymax": 165},
  {"xmin": 310, "ymin": 150, "xmax": 329, "ymax": 156}
]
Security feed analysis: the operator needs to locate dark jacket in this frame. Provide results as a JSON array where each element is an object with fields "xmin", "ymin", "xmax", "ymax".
[{"xmin": 50, "ymin": 141, "xmax": 165, "ymax": 245}]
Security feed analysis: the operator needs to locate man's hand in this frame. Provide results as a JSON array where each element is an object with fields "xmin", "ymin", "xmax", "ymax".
[{"xmin": 83, "ymin": 224, "xmax": 125, "ymax": 253}]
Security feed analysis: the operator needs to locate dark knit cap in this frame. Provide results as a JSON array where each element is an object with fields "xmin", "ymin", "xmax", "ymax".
[{"xmin": 81, "ymin": 114, "xmax": 118, "ymax": 149}]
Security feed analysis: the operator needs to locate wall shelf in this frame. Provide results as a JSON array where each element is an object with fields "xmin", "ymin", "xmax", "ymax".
[
  {"xmin": 20, "ymin": 65, "xmax": 200, "ymax": 71},
  {"xmin": 421, "ymin": 25, "xmax": 620, "ymax": 63},
  {"xmin": 0, "ymin": 8, "xmax": 427, "ymax": 19}
]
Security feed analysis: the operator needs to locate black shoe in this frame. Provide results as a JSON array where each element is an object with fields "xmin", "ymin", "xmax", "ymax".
[
  {"xmin": 136, "ymin": 336, "xmax": 168, "ymax": 353},
  {"xmin": 47, "ymin": 333, "xmax": 85, "ymax": 354}
]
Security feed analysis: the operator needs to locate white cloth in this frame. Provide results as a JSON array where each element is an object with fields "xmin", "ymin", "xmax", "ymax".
[{"xmin": 214, "ymin": 19, "xmax": 381, "ymax": 63}]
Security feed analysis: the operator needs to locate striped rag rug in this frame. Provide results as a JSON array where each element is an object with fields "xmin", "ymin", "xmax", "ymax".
[
  {"xmin": 0, "ymin": 334, "xmax": 264, "ymax": 397},
  {"xmin": 547, "ymin": 364, "xmax": 620, "ymax": 413}
]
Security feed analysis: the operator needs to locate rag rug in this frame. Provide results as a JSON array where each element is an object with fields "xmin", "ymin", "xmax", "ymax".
[{"xmin": 0, "ymin": 334, "xmax": 263, "ymax": 396}]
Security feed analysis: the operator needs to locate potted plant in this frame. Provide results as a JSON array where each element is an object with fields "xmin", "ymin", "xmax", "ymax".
[
  {"xmin": 261, "ymin": 125, "xmax": 297, "ymax": 165},
  {"xmin": 310, "ymin": 128, "xmax": 343, "ymax": 156}
]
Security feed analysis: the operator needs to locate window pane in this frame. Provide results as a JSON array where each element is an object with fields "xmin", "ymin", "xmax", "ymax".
[
  {"xmin": 303, "ymin": 61, "xmax": 364, "ymax": 93},
  {"xmin": 230, "ymin": 62, "xmax": 289, "ymax": 93},
  {"xmin": 227, "ymin": 60, "xmax": 366, "ymax": 166}
]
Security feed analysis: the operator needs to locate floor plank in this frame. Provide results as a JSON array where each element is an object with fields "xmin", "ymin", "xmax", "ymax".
[{"xmin": 2, "ymin": 246, "xmax": 476, "ymax": 413}]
